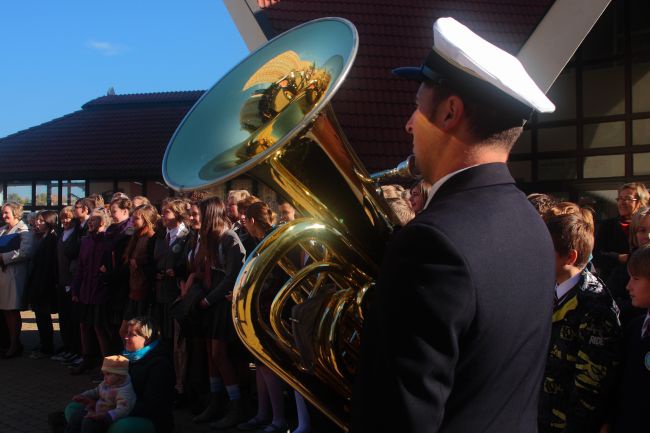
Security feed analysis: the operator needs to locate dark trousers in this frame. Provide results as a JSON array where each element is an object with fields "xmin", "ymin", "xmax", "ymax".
[
  {"xmin": 58, "ymin": 292, "xmax": 81, "ymax": 354},
  {"xmin": 0, "ymin": 315, "xmax": 9, "ymax": 350},
  {"xmin": 34, "ymin": 305, "xmax": 54, "ymax": 353}
]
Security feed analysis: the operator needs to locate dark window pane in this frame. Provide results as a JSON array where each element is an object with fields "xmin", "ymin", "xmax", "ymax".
[
  {"xmin": 632, "ymin": 62, "xmax": 650, "ymax": 113},
  {"xmin": 258, "ymin": 183, "xmax": 280, "ymax": 209},
  {"xmin": 116, "ymin": 181, "xmax": 143, "ymax": 198},
  {"xmin": 633, "ymin": 118, "xmax": 650, "ymax": 145},
  {"xmin": 583, "ymin": 121, "xmax": 625, "ymax": 149},
  {"xmin": 582, "ymin": 64, "xmax": 625, "ymax": 117},
  {"xmin": 145, "ymin": 181, "xmax": 173, "ymax": 209},
  {"xmin": 538, "ymin": 158, "xmax": 577, "ymax": 181},
  {"xmin": 633, "ymin": 153, "xmax": 650, "ymax": 176},
  {"xmin": 508, "ymin": 160, "xmax": 532, "ymax": 183},
  {"xmin": 580, "ymin": 3, "xmax": 624, "ymax": 61},
  {"xmin": 538, "ymin": 69, "xmax": 576, "ymax": 122},
  {"xmin": 538, "ymin": 126, "xmax": 577, "ymax": 152},
  {"xmin": 631, "ymin": 1, "xmax": 650, "ymax": 55},
  {"xmin": 580, "ymin": 190, "xmax": 618, "ymax": 220},
  {"xmin": 583, "ymin": 154, "xmax": 624, "ymax": 178}
]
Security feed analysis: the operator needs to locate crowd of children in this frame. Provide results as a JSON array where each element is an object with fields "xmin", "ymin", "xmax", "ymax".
[{"xmin": 0, "ymin": 179, "xmax": 648, "ymax": 433}]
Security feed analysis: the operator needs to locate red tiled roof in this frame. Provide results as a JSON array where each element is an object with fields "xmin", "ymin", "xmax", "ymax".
[
  {"xmin": 0, "ymin": 91, "xmax": 204, "ymax": 180},
  {"xmin": 263, "ymin": 0, "xmax": 554, "ymax": 171}
]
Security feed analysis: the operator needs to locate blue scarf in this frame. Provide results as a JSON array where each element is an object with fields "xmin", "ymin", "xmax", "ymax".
[{"xmin": 122, "ymin": 339, "xmax": 159, "ymax": 362}]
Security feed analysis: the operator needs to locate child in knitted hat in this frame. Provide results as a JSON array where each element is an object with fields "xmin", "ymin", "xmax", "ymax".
[{"xmin": 67, "ymin": 355, "xmax": 136, "ymax": 433}]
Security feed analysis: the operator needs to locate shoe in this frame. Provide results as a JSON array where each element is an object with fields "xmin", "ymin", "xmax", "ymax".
[
  {"xmin": 51, "ymin": 351, "xmax": 71, "ymax": 361},
  {"xmin": 253, "ymin": 424, "xmax": 289, "ymax": 433},
  {"xmin": 237, "ymin": 417, "xmax": 270, "ymax": 431},
  {"xmin": 193, "ymin": 393, "xmax": 222, "ymax": 423},
  {"xmin": 63, "ymin": 355, "xmax": 84, "ymax": 367},
  {"xmin": 210, "ymin": 399, "xmax": 246, "ymax": 430},
  {"xmin": 69, "ymin": 358, "xmax": 92, "ymax": 375},
  {"xmin": 2, "ymin": 344, "xmax": 23, "ymax": 359}
]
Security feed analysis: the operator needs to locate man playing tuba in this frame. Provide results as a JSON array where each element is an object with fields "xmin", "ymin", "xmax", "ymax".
[{"xmin": 353, "ymin": 17, "xmax": 556, "ymax": 433}]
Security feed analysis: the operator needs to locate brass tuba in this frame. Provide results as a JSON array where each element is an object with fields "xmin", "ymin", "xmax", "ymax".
[{"xmin": 162, "ymin": 18, "xmax": 415, "ymax": 431}]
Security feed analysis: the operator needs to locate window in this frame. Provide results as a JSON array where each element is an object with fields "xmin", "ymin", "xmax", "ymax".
[
  {"xmin": 538, "ymin": 158, "xmax": 577, "ymax": 181},
  {"xmin": 62, "ymin": 180, "xmax": 85, "ymax": 206},
  {"xmin": 583, "ymin": 154, "xmax": 625, "ymax": 178},
  {"xmin": 35, "ymin": 182, "xmax": 48, "ymax": 206},
  {"xmin": 519, "ymin": 0, "xmax": 650, "ymax": 192},
  {"xmin": 89, "ymin": 181, "xmax": 113, "ymax": 203},
  {"xmin": 507, "ymin": 161, "xmax": 532, "ymax": 183},
  {"xmin": 537, "ymin": 127, "xmax": 577, "ymax": 152},
  {"xmin": 6, "ymin": 182, "xmax": 31, "ymax": 207},
  {"xmin": 583, "ymin": 121, "xmax": 625, "ymax": 148}
]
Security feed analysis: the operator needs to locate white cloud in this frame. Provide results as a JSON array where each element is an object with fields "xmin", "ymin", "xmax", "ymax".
[{"xmin": 86, "ymin": 40, "xmax": 127, "ymax": 56}]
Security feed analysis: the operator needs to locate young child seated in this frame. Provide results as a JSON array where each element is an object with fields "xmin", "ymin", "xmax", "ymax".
[
  {"xmin": 610, "ymin": 244, "xmax": 650, "ymax": 433},
  {"xmin": 66, "ymin": 355, "xmax": 136, "ymax": 433},
  {"xmin": 538, "ymin": 208, "xmax": 622, "ymax": 433}
]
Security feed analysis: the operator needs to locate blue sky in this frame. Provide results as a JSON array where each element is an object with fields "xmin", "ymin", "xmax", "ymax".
[{"xmin": 0, "ymin": 1, "xmax": 249, "ymax": 137}]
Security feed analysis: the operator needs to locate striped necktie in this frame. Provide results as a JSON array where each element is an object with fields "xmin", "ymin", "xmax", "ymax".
[{"xmin": 641, "ymin": 316, "xmax": 650, "ymax": 338}]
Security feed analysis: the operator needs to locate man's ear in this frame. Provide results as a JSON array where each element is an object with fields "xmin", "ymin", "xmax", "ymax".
[
  {"xmin": 566, "ymin": 249, "xmax": 579, "ymax": 267},
  {"xmin": 439, "ymin": 95, "xmax": 465, "ymax": 131}
]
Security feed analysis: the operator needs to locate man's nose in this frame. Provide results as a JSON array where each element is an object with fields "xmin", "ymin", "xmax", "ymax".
[{"xmin": 405, "ymin": 115, "xmax": 414, "ymax": 134}]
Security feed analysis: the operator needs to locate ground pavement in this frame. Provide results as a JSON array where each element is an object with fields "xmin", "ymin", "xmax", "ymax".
[
  {"xmin": 1, "ymin": 313, "xmax": 340, "ymax": 433},
  {"xmin": 0, "ymin": 312, "xmax": 244, "ymax": 433}
]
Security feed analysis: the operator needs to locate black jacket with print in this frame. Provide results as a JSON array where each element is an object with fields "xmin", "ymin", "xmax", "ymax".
[{"xmin": 538, "ymin": 269, "xmax": 622, "ymax": 433}]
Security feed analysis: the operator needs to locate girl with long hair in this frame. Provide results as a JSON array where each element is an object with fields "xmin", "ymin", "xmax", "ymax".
[
  {"xmin": 120, "ymin": 205, "xmax": 159, "ymax": 338},
  {"xmin": 192, "ymin": 197, "xmax": 246, "ymax": 429}
]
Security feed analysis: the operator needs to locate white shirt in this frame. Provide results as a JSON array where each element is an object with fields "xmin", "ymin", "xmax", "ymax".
[
  {"xmin": 555, "ymin": 272, "xmax": 582, "ymax": 301},
  {"xmin": 166, "ymin": 223, "xmax": 186, "ymax": 246},
  {"xmin": 423, "ymin": 165, "xmax": 478, "ymax": 210}
]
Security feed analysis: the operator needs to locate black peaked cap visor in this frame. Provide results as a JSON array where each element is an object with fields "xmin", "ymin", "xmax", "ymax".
[{"xmin": 393, "ymin": 49, "xmax": 533, "ymax": 120}]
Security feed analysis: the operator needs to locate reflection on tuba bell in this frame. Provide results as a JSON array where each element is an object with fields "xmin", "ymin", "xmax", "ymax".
[{"xmin": 162, "ymin": 18, "xmax": 417, "ymax": 432}]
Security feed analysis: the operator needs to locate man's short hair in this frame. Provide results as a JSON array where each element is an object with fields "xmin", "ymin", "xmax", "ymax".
[
  {"xmin": 424, "ymin": 79, "xmax": 524, "ymax": 148},
  {"xmin": 76, "ymin": 198, "xmax": 96, "ymax": 213},
  {"xmin": 545, "ymin": 209, "xmax": 595, "ymax": 269}
]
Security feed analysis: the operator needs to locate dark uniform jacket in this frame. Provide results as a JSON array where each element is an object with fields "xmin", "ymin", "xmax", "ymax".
[
  {"xmin": 593, "ymin": 217, "xmax": 629, "ymax": 281},
  {"xmin": 538, "ymin": 269, "xmax": 622, "ymax": 433},
  {"xmin": 353, "ymin": 163, "xmax": 556, "ymax": 433},
  {"xmin": 611, "ymin": 314, "xmax": 650, "ymax": 433}
]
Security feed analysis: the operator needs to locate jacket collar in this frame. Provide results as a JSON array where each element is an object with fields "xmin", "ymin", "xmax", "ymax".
[{"xmin": 429, "ymin": 162, "xmax": 514, "ymax": 202}]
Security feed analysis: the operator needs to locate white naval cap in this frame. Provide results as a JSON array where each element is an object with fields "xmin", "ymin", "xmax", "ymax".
[{"xmin": 393, "ymin": 17, "xmax": 555, "ymax": 118}]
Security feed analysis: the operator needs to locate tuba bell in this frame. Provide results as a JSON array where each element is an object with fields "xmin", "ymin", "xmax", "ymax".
[{"xmin": 162, "ymin": 17, "xmax": 416, "ymax": 431}]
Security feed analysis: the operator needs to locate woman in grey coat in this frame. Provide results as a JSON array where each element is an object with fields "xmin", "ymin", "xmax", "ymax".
[{"xmin": 0, "ymin": 202, "xmax": 34, "ymax": 358}]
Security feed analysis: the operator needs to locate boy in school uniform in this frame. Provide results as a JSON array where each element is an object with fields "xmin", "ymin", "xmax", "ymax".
[
  {"xmin": 610, "ymin": 244, "xmax": 650, "ymax": 433},
  {"xmin": 539, "ymin": 209, "xmax": 622, "ymax": 433}
]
